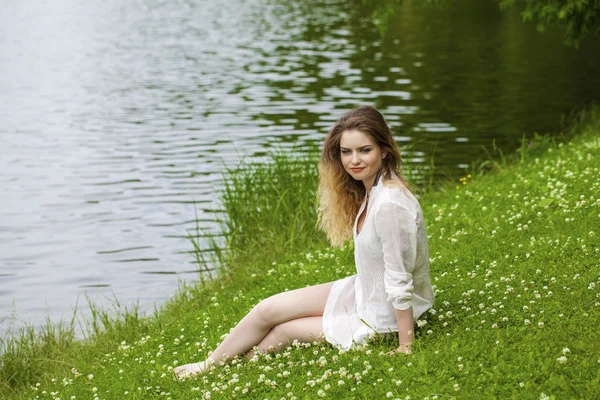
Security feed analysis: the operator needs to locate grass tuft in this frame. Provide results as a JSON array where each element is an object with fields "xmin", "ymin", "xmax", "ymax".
[{"xmin": 219, "ymin": 150, "xmax": 326, "ymax": 267}]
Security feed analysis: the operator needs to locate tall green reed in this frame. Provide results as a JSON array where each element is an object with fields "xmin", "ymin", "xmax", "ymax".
[
  {"xmin": 0, "ymin": 314, "xmax": 76, "ymax": 393},
  {"xmin": 218, "ymin": 150, "xmax": 327, "ymax": 267},
  {"xmin": 0, "ymin": 295, "xmax": 148, "ymax": 396}
]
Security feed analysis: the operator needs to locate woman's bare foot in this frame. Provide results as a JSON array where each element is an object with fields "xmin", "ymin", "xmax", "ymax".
[{"xmin": 173, "ymin": 358, "xmax": 215, "ymax": 380}]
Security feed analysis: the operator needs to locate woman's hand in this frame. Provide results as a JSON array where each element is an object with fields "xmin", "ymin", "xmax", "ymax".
[
  {"xmin": 396, "ymin": 343, "xmax": 412, "ymax": 354},
  {"xmin": 387, "ymin": 343, "xmax": 412, "ymax": 356}
]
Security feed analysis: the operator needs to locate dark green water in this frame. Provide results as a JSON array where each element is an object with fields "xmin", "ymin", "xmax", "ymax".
[{"xmin": 1, "ymin": 0, "xmax": 599, "ymax": 332}]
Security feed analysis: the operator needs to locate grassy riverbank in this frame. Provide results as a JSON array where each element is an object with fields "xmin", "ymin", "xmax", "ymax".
[{"xmin": 2, "ymin": 107, "xmax": 600, "ymax": 399}]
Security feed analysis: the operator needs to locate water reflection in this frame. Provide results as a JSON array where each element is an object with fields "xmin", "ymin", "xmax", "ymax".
[{"xmin": 0, "ymin": 0, "xmax": 599, "ymax": 334}]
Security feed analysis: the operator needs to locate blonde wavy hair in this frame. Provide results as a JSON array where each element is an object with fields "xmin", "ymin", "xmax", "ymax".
[{"xmin": 317, "ymin": 106, "xmax": 409, "ymax": 247}]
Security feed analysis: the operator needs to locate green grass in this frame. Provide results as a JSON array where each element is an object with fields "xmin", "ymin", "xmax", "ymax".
[
  {"xmin": 219, "ymin": 151, "xmax": 326, "ymax": 265},
  {"xmin": 2, "ymin": 107, "xmax": 600, "ymax": 399}
]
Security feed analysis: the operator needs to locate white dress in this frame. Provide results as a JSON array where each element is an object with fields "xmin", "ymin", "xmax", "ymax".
[{"xmin": 322, "ymin": 176, "xmax": 434, "ymax": 350}]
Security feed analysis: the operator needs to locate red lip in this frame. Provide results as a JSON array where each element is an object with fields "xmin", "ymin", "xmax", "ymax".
[{"xmin": 350, "ymin": 167, "xmax": 365, "ymax": 172}]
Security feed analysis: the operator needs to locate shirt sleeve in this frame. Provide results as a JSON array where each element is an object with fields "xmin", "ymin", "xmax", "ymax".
[{"xmin": 374, "ymin": 200, "xmax": 418, "ymax": 311}]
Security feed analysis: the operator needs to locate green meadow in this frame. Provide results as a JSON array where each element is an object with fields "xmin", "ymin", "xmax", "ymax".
[{"xmin": 1, "ymin": 107, "xmax": 599, "ymax": 399}]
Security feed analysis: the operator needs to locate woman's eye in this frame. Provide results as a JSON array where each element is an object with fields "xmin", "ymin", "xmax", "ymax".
[
  {"xmin": 360, "ymin": 148, "xmax": 371, "ymax": 153},
  {"xmin": 341, "ymin": 150, "xmax": 351, "ymax": 155}
]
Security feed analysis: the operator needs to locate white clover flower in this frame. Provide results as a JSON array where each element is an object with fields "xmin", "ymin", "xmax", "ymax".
[
  {"xmin": 556, "ymin": 356, "xmax": 568, "ymax": 364},
  {"xmin": 562, "ymin": 348, "xmax": 571, "ymax": 355}
]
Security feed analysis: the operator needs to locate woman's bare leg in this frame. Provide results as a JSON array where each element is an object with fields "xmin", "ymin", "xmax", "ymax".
[
  {"xmin": 245, "ymin": 316, "xmax": 325, "ymax": 358},
  {"xmin": 174, "ymin": 281, "xmax": 333, "ymax": 378}
]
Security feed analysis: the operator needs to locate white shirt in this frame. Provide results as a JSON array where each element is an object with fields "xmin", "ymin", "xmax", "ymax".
[{"xmin": 322, "ymin": 175, "xmax": 434, "ymax": 350}]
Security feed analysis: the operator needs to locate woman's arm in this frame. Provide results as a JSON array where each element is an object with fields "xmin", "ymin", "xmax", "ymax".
[
  {"xmin": 394, "ymin": 308, "xmax": 414, "ymax": 353},
  {"xmin": 374, "ymin": 200, "xmax": 418, "ymax": 352}
]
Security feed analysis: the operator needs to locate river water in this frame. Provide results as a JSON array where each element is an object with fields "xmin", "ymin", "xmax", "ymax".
[{"xmin": 1, "ymin": 0, "xmax": 599, "ymax": 334}]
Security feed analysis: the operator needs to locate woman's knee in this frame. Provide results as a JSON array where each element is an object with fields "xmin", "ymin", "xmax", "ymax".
[{"xmin": 251, "ymin": 295, "xmax": 282, "ymax": 327}]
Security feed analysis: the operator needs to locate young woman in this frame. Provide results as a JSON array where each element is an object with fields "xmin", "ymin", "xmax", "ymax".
[{"xmin": 174, "ymin": 106, "xmax": 434, "ymax": 379}]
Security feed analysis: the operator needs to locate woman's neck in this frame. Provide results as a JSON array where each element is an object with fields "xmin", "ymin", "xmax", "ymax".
[{"xmin": 363, "ymin": 168, "xmax": 382, "ymax": 193}]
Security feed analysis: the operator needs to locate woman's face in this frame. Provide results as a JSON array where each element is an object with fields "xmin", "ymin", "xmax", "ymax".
[{"xmin": 339, "ymin": 129, "xmax": 386, "ymax": 189}]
